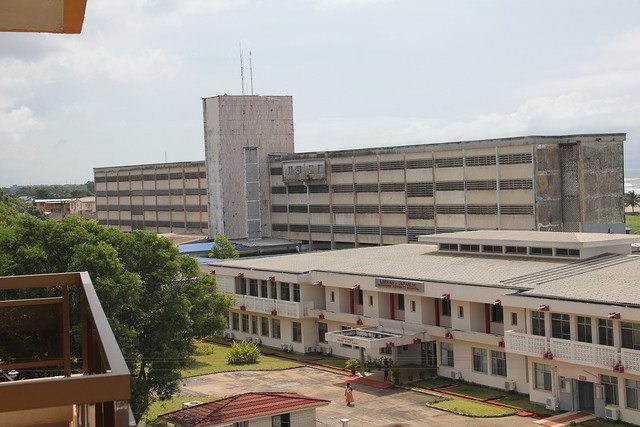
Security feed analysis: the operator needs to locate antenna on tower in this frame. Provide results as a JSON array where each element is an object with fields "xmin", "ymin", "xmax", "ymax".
[
  {"xmin": 239, "ymin": 43, "xmax": 245, "ymax": 95},
  {"xmin": 249, "ymin": 51, "xmax": 254, "ymax": 95}
]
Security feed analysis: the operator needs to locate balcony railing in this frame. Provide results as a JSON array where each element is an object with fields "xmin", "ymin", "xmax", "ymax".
[
  {"xmin": 504, "ymin": 330, "xmax": 547, "ymax": 358},
  {"xmin": 622, "ymin": 348, "xmax": 640, "ymax": 375},
  {"xmin": 0, "ymin": 272, "xmax": 132, "ymax": 426},
  {"xmin": 233, "ymin": 294, "xmax": 313, "ymax": 318},
  {"xmin": 550, "ymin": 338, "xmax": 618, "ymax": 369}
]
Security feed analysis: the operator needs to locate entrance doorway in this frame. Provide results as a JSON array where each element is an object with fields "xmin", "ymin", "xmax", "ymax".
[
  {"xmin": 577, "ymin": 380, "xmax": 595, "ymax": 412},
  {"xmin": 421, "ymin": 341, "xmax": 437, "ymax": 368}
]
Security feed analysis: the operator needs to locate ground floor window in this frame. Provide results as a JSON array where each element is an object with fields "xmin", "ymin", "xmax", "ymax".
[
  {"xmin": 440, "ymin": 342, "xmax": 454, "ymax": 367},
  {"xmin": 534, "ymin": 363, "xmax": 552, "ymax": 391},
  {"xmin": 261, "ymin": 317, "xmax": 270, "ymax": 337},
  {"xmin": 272, "ymin": 413, "xmax": 290, "ymax": 427},
  {"xmin": 626, "ymin": 379, "xmax": 640, "ymax": 409},
  {"xmin": 491, "ymin": 350, "xmax": 507, "ymax": 377},
  {"xmin": 241, "ymin": 314, "xmax": 249, "ymax": 333},
  {"xmin": 292, "ymin": 321, "xmax": 302, "ymax": 342},
  {"xmin": 231, "ymin": 312, "xmax": 239, "ymax": 330},
  {"xmin": 472, "ymin": 347, "xmax": 487, "ymax": 373},
  {"xmin": 601, "ymin": 375, "xmax": 619, "ymax": 405},
  {"xmin": 271, "ymin": 319, "xmax": 281, "ymax": 339},
  {"xmin": 251, "ymin": 315, "xmax": 258, "ymax": 334},
  {"xmin": 318, "ymin": 322, "xmax": 328, "ymax": 343}
]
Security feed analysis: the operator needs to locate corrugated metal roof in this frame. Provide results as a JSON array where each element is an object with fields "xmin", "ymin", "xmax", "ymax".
[{"xmin": 158, "ymin": 392, "xmax": 330, "ymax": 426}]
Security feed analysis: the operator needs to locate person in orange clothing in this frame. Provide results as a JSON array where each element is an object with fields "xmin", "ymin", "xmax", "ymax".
[{"xmin": 344, "ymin": 382, "xmax": 355, "ymax": 407}]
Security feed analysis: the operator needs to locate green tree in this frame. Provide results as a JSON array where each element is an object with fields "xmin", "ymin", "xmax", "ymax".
[
  {"xmin": 208, "ymin": 233, "xmax": 240, "ymax": 259},
  {"xmin": 0, "ymin": 200, "xmax": 233, "ymax": 419},
  {"xmin": 625, "ymin": 191, "xmax": 640, "ymax": 214}
]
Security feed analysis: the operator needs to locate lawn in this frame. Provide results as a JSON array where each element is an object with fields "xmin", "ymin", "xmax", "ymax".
[
  {"xmin": 451, "ymin": 384, "xmax": 505, "ymax": 400},
  {"xmin": 181, "ymin": 342, "xmax": 303, "ymax": 377},
  {"xmin": 495, "ymin": 394, "xmax": 548, "ymax": 414},
  {"xmin": 626, "ymin": 215, "xmax": 640, "ymax": 234},
  {"xmin": 144, "ymin": 395, "xmax": 217, "ymax": 422},
  {"xmin": 581, "ymin": 420, "xmax": 634, "ymax": 427},
  {"xmin": 411, "ymin": 377, "xmax": 457, "ymax": 389},
  {"xmin": 428, "ymin": 396, "xmax": 516, "ymax": 417}
]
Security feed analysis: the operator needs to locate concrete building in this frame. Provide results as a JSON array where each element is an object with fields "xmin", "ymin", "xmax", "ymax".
[
  {"xmin": 94, "ymin": 160, "xmax": 208, "ymax": 234},
  {"xmin": 268, "ymin": 133, "xmax": 626, "ymax": 246},
  {"xmin": 34, "ymin": 198, "xmax": 72, "ymax": 219},
  {"xmin": 203, "ymin": 95, "xmax": 294, "ymax": 239},
  {"xmin": 70, "ymin": 196, "xmax": 96, "ymax": 219},
  {"xmin": 209, "ymin": 230, "xmax": 640, "ymax": 424}
]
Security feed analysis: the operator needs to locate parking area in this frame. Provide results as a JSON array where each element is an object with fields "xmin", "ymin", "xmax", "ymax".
[{"xmin": 180, "ymin": 367, "xmax": 534, "ymax": 426}]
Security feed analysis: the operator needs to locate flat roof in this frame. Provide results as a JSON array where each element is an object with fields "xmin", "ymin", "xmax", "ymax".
[
  {"xmin": 94, "ymin": 160, "xmax": 205, "ymax": 172},
  {"xmin": 213, "ymin": 241, "xmax": 640, "ymax": 306},
  {"xmin": 269, "ymin": 133, "xmax": 626, "ymax": 161},
  {"xmin": 419, "ymin": 230, "xmax": 640, "ymax": 248}
]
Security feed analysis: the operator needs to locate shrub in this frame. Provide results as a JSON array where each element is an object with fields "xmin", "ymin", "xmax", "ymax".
[
  {"xmin": 345, "ymin": 358, "xmax": 359, "ymax": 374},
  {"xmin": 194, "ymin": 342, "xmax": 216, "ymax": 356},
  {"xmin": 209, "ymin": 234, "xmax": 240, "ymax": 259},
  {"xmin": 227, "ymin": 341, "xmax": 261, "ymax": 365}
]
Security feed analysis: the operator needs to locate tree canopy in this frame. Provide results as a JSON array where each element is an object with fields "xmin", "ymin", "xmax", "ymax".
[
  {"xmin": 0, "ymin": 195, "xmax": 232, "ymax": 418},
  {"xmin": 208, "ymin": 233, "xmax": 240, "ymax": 259},
  {"xmin": 625, "ymin": 190, "xmax": 640, "ymax": 214}
]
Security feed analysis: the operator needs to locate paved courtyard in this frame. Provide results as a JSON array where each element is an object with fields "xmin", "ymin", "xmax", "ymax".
[{"xmin": 180, "ymin": 367, "xmax": 534, "ymax": 427}]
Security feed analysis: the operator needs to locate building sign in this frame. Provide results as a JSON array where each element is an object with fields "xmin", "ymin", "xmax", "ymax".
[
  {"xmin": 375, "ymin": 278, "xmax": 424, "ymax": 292},
  {"xmin": 335, "ymin": 336, "xmax": 359, "ymax": 346}
]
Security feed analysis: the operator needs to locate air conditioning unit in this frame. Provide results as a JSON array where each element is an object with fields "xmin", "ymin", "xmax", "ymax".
[
  {"xmin": 288, "ymin": 344, "xmax": 294, "ymax": 352},
  {"xmin": 306, "ymin": 346, "xmax": 316, "ymax": 353},
  {"xmin": 254, "ymin": 338, "xmax": 262, "ymax": 346},
  {"xmin": 545, "ymin": 397, "xmax": 558, "ymax": 411},
  {"xmin": 504, "ymin": 380, "xmax": 516, "ymax": 392},
  {"xmin": 605, "ymin": 406, "xmax": 620, "ymax": 421},
  {"xmin": 182, "ymin": 401, "xmax": 203, "ymax": 409},
  {"xmin": 450, "ymin": 371, "xmax": 462, "ymax": 380}
]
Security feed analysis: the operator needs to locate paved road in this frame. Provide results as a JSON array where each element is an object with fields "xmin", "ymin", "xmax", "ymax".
[{"xmin": 180, "ymin": 367, "xmax": 534, "ymax": 426}]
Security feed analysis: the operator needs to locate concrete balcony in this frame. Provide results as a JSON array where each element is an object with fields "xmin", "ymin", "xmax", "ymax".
[
  {"xmin": 425, "ymin": 325, "xmax": 449, "ymax": 339},
  {"xmin": 622, "ymin": 348, "xmax": 640, "ymax": 375},
  {"xmin": 451, "ymin": 330, "xmax": 504, "ymax": 347},
  {"xmin": 550, "ymin": 338, "xmax": 618, "ymax": 369},
  {"xmin": 307, "ymin": 308, "xmax": 377, "ymax": 326},
  {"xmin": 505, "ymin": 330, "xmax": 548, "ymax": 358},
  {"xmin": 233, "ymin": 295, "xmax": 313, "ymax": 318}
]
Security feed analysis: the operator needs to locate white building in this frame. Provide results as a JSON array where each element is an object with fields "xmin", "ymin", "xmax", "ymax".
[{"xmin": 210, "ymin": 230, "xmax": 640, "ymax": 424}]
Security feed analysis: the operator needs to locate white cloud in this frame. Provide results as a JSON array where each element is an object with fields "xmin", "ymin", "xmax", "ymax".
[
  {"xmin": 0, "ymin": 106, "xmax": 42, "ymax": 142},
  {"xmin": 308, "ymin": 0, "xmax": 396, "ymax": 8}
]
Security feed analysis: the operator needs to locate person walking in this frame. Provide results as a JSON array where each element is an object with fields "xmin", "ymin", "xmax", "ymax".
[
  {"xmin": 383, "ymin": 359, "xmax": 390, "ymax": 382},
  {"xmin": 344, "ymin": 382, "xmax": 355, "ymax": 407}
]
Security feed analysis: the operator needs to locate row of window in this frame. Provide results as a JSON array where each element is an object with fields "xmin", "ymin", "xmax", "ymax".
[
  {"xmin": 95, "ymin": 171, "xmax": 206, "ymax": 182},
  {"xmin": 305, "ymin": 153, "xmax": 533, "ymax": 173},
  {"xmin": 236, "ymin": 279, "xmax": 301, "ymax": 302},
  {"xmin": 270, "ymin": 179, "xmax": 533, "ymax": 195},
  {"xmin": 272, "ymin": 204, "xmax": 533, "ymax": 216},
  {"xmin": 97, "ymin": 204, "xmax": 207, "ymax": 212},
  {"xmin": 530, "ymin": 312, "xmax": 640, "ymax": 349},
  {"xmin": 97, "ymin": 219, "xmax": 208, "ymax": 229},
  {"xmin": 96, "ymin": 188, "xmax": 207, "ymax": 197},
  {"xmin": 439, "ymin": 343, "xmax": 507, "ymax": 377},
  {"xmin": 439, "ymin": 243, "xmax": 580, "ymax": 257},
  {"xmin": 230, "ymin": 313, "xmax": 301, "ymax": 342}
]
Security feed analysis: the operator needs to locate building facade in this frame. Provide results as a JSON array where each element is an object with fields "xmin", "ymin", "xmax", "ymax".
[
  {"xmin": 34, "ymin": 198, "xmax": 72, "ymax": 219},
  {"xmin": 209, "ymin": 230, "xmax": 640, "ymax": 424},
  {"xmin": 70, "ymin": 196, "xmax": 96, "ymax": 219},
  {"xmin": 203, "ymin": 95, "xmax": 294, "ymax": 239},
  {"xmin": 94, "ymin": 160, "xmax": 208, "ymax": 234},
  {"xmin": 268, "ymin": 134, "xmax": 626, "ymax": 245}
]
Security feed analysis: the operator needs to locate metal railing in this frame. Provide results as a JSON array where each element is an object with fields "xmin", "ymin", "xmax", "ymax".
[{"xmin": 0, "ymin": 272, "xmax": 132, "ymax": 426}]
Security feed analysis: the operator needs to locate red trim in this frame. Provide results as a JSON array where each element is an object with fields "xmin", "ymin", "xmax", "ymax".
[
  {"xmin": 434, "ymin": 298, "xmax": 440, "ymax": 327},
  {"xmin": 349, "ymin": 288, "xmax": 355, "ymax": 314},
  {"xmin": 390, "ymin": 293, "xmax": 395, "ymax": 320},
  {"xmin": 485, "ymin": 303, "xmax": 491, "ymax": 334}
]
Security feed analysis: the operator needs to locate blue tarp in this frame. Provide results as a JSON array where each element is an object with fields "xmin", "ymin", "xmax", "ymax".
[{"xmin": 178, "ymin": 241, "xmax": 250, "ymax": 254}]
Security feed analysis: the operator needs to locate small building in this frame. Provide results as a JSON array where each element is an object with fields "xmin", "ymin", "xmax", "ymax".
[
  {"xmin": 70, "ymin": 196, "xmax": 96, "ymax": 219},
  {"xmin": 157, "ymin": 392, "xmax": 330, "ymax": 427},
  {"xmin": 34, "ymin": 198, "xmax": 72, "ymax": 219}
]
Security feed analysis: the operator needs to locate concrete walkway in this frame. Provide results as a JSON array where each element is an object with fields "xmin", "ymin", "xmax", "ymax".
[{"xmin": 180, "ymin": 367, "xmax": 535, "ymax": 426}]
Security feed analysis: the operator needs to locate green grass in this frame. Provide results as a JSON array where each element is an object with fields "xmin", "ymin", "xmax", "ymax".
[
  {"xmin": 412, "ymin": 377, "xmax": 457, "ymax": 389},
  {"xmin": 495, "ymin": 395, "xmax": 548, "ymax": 414},
  {"xmin": 429, "ymin": 396, "xmax": 517, "ymax": 417},
  {"xmin": 626, "ymin": 215, "xmax": 640, "ymax": 234},
  {"xmin": 449, "ymin": 384, "xmax": 505, "ymax": 400},
  {"xmin": 181, "ymin": 342, "xmax": 303, "ymax": 377},
  {"xmin": 581, "ymin": 420, "xmax": 633, "ymax": 427},
  {"xmin": 144, "ymin": 395, "xmax": 217, "ymax": 422}
]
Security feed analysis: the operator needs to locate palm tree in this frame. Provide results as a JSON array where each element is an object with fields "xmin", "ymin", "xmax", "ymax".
[{"xmin": 625, "ymin": 191, "xmax": 640, "ymax": 214}]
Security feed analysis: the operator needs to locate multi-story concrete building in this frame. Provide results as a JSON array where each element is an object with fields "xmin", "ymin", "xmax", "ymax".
[
  {"xmin": 94, "ymin": 160, "xmax": 208, "ymax": 234},
  {"xmin": 203, "ymin": 95, "xmax": 294, "ymax": 239},
  {"xmin": 268, "ymin": 134, "xmax": 626, "ymax": 246},
  {"xmin": 209, "ymin": 230, "xmax": 640, "ymax": 424}
]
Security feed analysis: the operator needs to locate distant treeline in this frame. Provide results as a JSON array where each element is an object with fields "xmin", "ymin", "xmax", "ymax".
[{"xmin": 1, "ymin": 181, "xmax": 95, "ymax": 199}]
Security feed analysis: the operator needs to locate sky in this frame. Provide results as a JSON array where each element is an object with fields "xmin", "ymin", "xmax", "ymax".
[{"xmin": 1, "ymin": 0, "xmax": 639, "ymax": 189}]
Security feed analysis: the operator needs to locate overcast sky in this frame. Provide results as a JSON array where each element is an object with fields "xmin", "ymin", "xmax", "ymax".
[{"xmin": 1, "ymin": 0, "xmax": 639, "ymax": 188}]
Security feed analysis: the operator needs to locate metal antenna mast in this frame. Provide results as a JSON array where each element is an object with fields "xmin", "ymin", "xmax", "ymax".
[
  {"xmin": 249, "ymin": 51, "xmax": 254, "ymax": 95},
  {"xmin": 240, "ymin": 43, "xmax": 246, "ymax": 95}
]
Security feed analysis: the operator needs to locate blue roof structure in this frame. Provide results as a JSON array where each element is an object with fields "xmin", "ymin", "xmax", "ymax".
[
  {"xmin": 195, "ymin": 257, "xmax": 223, "ymax": 264},
  {"xmin": 178, "ymin": 241, "xmax": 250, "ymax": 254}
]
